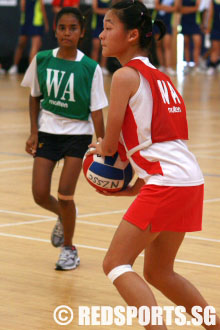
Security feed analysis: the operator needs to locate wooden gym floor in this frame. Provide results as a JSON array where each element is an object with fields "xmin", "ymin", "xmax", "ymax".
[{"xmin": 0, "ymin": 71, "xmax": 219, "ymax": 330}]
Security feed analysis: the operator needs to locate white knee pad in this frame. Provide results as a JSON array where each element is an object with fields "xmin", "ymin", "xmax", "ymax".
[{"xmin": 107, "ymin": 264, "xmax": 134, "ymax": 283}]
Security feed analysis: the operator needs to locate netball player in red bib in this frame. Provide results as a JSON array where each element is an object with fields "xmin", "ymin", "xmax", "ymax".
[{"xmin": 88, "ymin": 1, "xmax": 220, "ymax": 328}]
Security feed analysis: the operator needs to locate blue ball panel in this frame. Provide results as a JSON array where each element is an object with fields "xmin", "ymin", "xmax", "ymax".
[
  {"xmin": 90, "ymin": 162, "xmax": 124, "ymax": 180},
  {"xmin": 122, "ymin": 164, "xmax": 133, "ymax": 189},
  {"xmin": 104, "ymin": 153, "xmax": 118, "ymax": 166}
]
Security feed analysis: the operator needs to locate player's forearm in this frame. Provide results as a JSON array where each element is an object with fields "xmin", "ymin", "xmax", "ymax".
[
  {"xmin": 130, "ymin": 178, "xmax": 145, "ymax": 195},
  {"xmin": 29, "ymin": 96, "xmax": 41, "ymax": 134},
  {"xmin": 206, "ymin": 5, "xmax": 213, "ymax": 31},
  {"xmin": 101, "ymin": 134, "xmax": 119, "ymax": 156},
  {"xmin": 180, "ymin": 6, "xmax": 198, "ymax": 14},
  {"xmin": 92, "ymin": 3, "xmax": 109, "ymax": 15},
  {"xmin": 96, "ymin": 8, "xmax": 109, "ymax": 15},
  {"xmin": 52, "ymin": 6, "xmax": 62, "ymax": 14},
  {"xmin": 20, "ymin": 0, "xmax": 25, "ymax": 11},
  {"xmin": 40, "ymin": 0, "xmax": 49, "ymax": 27},
  {"xmin": 155, "ymin": 4, "xmax": 176, "ymax": 12},
  {"xmin": 91, "ymin": 110, "xmax": 105, "ymax": 139}
]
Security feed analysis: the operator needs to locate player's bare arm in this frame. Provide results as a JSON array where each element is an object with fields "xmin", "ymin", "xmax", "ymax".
[{"xmin": 90, "ymin": 67, "xmax": 140, "ymax": 156}]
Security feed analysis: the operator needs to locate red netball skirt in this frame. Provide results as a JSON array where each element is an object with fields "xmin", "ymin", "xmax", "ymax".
[{"xmin": 123, "ymin": 184, "xmax": 204, "ymax": 232}]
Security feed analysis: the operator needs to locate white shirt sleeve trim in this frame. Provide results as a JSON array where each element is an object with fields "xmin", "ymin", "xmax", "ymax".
[
  {"xmin": 21, "ymin": 55, "xmax": 42, "ymax": 97},
  {"xmin": 90, "ymin": 64, "xmax": 108, "ymax": 111}
]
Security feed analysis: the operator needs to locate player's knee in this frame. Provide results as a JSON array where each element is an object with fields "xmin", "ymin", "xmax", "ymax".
[
  {"xmin": 33, "ymin": 190, "xmax": 48, "ymax": 206},
  {"xmin": 18, "ymin": 39, "xmax": 26, "ymax": 49},
  {"xmin": 143, "ymin": 265, "xmax": 167, "ymax": 288},
  {"xmin": 144, "ymin": 267, "xmax": 173, "ymax": 290},
  {"xmin": 102, "ymin": 255, "xmax": 113, "ymax": 275},
  {"xmin": 144, "ymin": 268, "xmax": 158, "ymax": 286},
  {"xmin": 103, "ymin": 258, "xmax": 134, "ymax": 283},
  {"xmin": 102, "ymin": 255, "xmax": 124, "ymax": 276}
]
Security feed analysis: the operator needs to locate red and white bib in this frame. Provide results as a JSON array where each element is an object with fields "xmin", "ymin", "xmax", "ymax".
[{"xmin": 118, "ymin": 57, "xmax": 204, "ymax": 186}]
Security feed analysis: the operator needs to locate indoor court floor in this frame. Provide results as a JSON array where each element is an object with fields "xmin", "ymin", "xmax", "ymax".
[{"xmin": 0, "ymin": 71, "xmax": 219, "ymax": 329}]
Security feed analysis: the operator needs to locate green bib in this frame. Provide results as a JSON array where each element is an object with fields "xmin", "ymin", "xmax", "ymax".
[{"xmin": 36, "ymin": 50, "xmax": 97, "ymax": 120}]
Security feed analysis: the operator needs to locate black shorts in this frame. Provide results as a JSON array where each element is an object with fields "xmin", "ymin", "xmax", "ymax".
[{"xmin": 35, "ymin": 132, "xmax": 92, "ymax": 161}]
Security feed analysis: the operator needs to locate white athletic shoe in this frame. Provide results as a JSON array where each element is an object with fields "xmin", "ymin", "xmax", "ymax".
[
  {"xmin": 8, "ymin": 65, "xmax": 18, "ymax": 75},
  {"xmin": 165, "ymin": 67, "xmax": 176, "ymax": 76},
  {"xmin": 183, "ymin": 65, "xmax": 190, "ymax": 74},
  {"xmin": 198, "ymin": 57, "xmax": 207, "ymax": 70},
  {"xmin": 158, "ymin": 66, "xmax": 165, "ymax": 72},
  {"xmin": 206, "ymin": 67, "xmax": 215, "ymax": 76},
  {"xmin": 190, "ymin": 66, "xmax": 204, "ymax": 75},
  {"xmin": 0, "ymin": 67, "xmax": 6, "ymax": 75},
  {"xmin": 55, "ymin": 246, "xmax": 80, "ymax": 271},
  {"xmin": 51, "ymin": 208, "xmax": 78, "ymax": 248},
  {"xmin": 51, "ymin": 216, "xmax": 64, "ymax": 248},
  {"xmin": 101, "ymin": 67, "xmax": 109, "ymax": 75}
]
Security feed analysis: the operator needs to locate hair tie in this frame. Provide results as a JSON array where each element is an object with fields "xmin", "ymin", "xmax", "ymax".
[{"xmin": 146, "ymin": 32, "xmax": 152, "ymax": 37}]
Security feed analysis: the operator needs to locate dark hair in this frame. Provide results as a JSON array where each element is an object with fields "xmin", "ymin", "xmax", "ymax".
[
  {"xmin": 55, "ymin": 7, "xmax": 85, "ymax": 31},
  {"xmin": 111, "ymin": 0, "xmax": 166, "ymax": 50}
]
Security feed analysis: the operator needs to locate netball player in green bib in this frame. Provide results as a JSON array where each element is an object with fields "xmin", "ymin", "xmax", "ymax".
[{"xmin": 21, "ymin": 7, "xmax": 108, "ymax": 270}]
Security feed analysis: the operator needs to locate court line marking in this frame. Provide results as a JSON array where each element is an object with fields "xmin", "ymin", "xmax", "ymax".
[
  {"xmin": 0, "ymin": 161, "xmax": 219, "ymax": 178},
  {"xmin": 0, "ymin": 209, "xmax": 127, "ymax": 218},
  {"xmin": 0, "ymin": 124, "xmax": 28, "ymax": 130},
  {"xmin": 0, "ymin": 152, "xmax": 29, "ymax": 157},
  {"xmin": 195, "ymin": 154, "xmax": 220, "ymax": 160},
  {"xmin": 0, "ymin": 218, "xmax": 118, "ymax": 229},
  {"xmin": 0, "ymin": 209, "xmax": 219, "ymax": 243},
  {"xmin": 204, "ymin": 198, "xmax": 220, "ymax": 203},
  {"xmin": 0, "ymin": 166, "xmax": 32, "ymax": 172},
  {"xmin": 188, "ymin": 141, "xmax": 220, "ymax": 149},
  {"xmin": 203, "ymin": 173, "xmax": 220, "ymax": 178},
  {"xmin": 196, "ymin": 149, "xmax": 220, "ymax": 155},
  {"xmin": 0, "ymin": 156, "xmax": 218, "ymax": 169},
  {"xmin": 0, "ymin": 217, "xmax": 56, "ymax": 228},
  {"xmin": 0, "ymin": 159, "xmax": 33, "ymax": 165},
  {"xmin": 0, "ymin": 232, "xmax": 219, "ymax": 269},
  {"xmin": 0, "ymin": 218, "xmax": 219, "ymax": 243}
]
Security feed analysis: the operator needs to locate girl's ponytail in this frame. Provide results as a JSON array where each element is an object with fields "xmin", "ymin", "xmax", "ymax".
[
  {"xmin": 153, "ymin": 19, "xmax": 166, "ymax": 40},
  {"xmin": 111, "ymin": 0, "xmax": 166, "ymax": 50}
]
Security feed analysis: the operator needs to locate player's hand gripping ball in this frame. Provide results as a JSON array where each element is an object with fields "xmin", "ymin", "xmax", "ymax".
[{"xmin": 83, "ymin": 150, "xmax": 134, "ymax": 192}]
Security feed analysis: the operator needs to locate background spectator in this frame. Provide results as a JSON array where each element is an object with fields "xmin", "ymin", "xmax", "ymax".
[
  {"xmin": 179, "ymin": 0, "xmax": 202, "ymax": 74},
  {"xmin": 154, "ymin": 0, "xmax": 179, "ymax": 75},
  {"xmin": 90, "ymin": 0, "xmax": 111, "ymax": 75},
  {"xmin": 8, "ymin": 0, "xmax": 49, "ymax": 75},
  {"xmin": 205, "ymin": 0, "xmax": 220, "ymax": 75}
]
